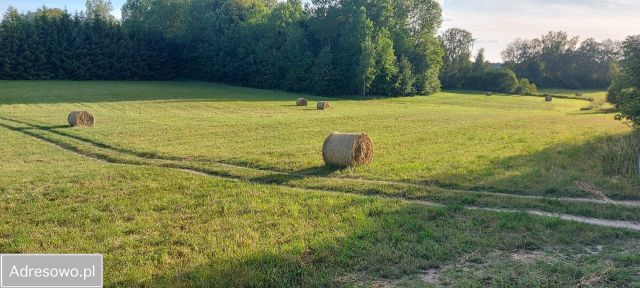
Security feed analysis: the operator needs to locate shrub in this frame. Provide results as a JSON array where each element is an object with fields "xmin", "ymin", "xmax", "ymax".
[
  {"xmin": 614, "ymin": 88, "xmax": 640, "ymax": 127},
  {"xmin": 483, "ymin": 68, "xmax": 518, "ymax": 93},
  {"xmin": 515, "ymin": 78, "xmax": 538, "ymax": 95},
  {"xmin": 607, "ymin": 63, "xmax": 629, "ymax": 105}
]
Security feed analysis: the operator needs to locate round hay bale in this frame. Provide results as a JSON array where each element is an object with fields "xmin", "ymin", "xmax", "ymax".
[
  {"xmin": 545, "ymin": 95, "xmax": 553, "ymax": 102},
  {"xmin": 575, "ymin": 92, "xmax": 583, "ymax": 97},
  {"xmin": 322, "ymin": 132, "xmax": 373, "ymax": 167},
  {"xmin": 317, "ymin": 101, "xmax": 330, "ymax": 110},
  {"xmin": 485, "ymin": 92, "xmax": 493, "ymax": 96},
  {"xmin": 68, "ymin": 111, "xmax": 94, "ymax": 127},
  {"xmin": 296, "ymin": 98, "xmax": 308, "ymax": 106}
]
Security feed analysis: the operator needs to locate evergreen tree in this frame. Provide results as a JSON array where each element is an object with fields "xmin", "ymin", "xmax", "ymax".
[
  {"xmin": 0, "ymin": 0, "xmax": 446, "ymax": 97},
  {"xmin": 468, "ymin": 48, "xmax": 489, "ymax": 89},
  {"xmin": 283, "ymin": 24, "xmax": 313, "ymax": 92},
  {"xmin": 310, "ymin": 45, "xmax": 336, "ymax": 95}
]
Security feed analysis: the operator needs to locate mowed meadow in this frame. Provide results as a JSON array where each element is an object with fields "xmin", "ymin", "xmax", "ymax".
[
  {"xmin": 1, "ymin": 81, "xmax": 637, "ymax": 198},
  {"xmin": 2, "ymin": 81, "xmax": 640, "ymax": 287}
]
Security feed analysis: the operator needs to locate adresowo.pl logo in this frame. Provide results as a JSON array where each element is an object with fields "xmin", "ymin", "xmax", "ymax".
[{"xmin": 1, "ymin": 254, "xmax": 103, "ymax": 288}]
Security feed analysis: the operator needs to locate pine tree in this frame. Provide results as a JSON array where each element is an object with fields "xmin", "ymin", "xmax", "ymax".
[
  {"xmin": 0, "ymin": 0, "xmax": 447, "ymax": 97},
  {"xmin": 283, "ymin": 24, "xmax": 313, "ymax": 92}
]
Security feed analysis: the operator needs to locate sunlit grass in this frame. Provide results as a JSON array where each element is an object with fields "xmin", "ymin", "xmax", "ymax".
[
  {"xmin": 0, "ymin": 81, "xmax": 636, "ymax": 198},
  {"xmin": 539, "ymin": 88, "xmax": 612, "ymax": 110},
  {"xmin": 1, "ymin": 112, "xmax": 640, "ymax": 287}
]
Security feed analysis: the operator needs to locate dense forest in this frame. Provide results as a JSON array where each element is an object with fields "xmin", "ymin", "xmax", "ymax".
[
  {"xmin": 0, "ymin": 0, "xmax": 444, "ymax": 97},
  {"xmin": 0, "ymin": 0, "xmax": 637, "ymax": 107},
  {"xmin": 0, "ymin": 6, "xmax": 179, "ymax": 81}
]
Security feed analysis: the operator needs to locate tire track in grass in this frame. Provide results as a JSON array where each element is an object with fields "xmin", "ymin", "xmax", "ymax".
[
  {"xmin": 2, "ymin": 120, "xmax": 640, "ymax": 231},
  {"xmin": 2, "ymin": 115, "xmax": 639, "ymax": 208},
  {"xmin": 182, "ymin": 169, "xmax": 640, "ymax": 231}
]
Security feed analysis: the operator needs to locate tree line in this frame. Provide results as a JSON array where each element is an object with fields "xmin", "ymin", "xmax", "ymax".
[
  {"xmin": 502, "ymin": 31, "xmax": 622, "ymax": 90},
  {"xmin": 438, "ymin": 29, "xmax": 621, "ymax": 92},
  {"xmin": 0, "ymin": 0, "xmax": 444, "ymax": 97},
  {"xmin": 0, "ymin": 0, "xmax": 635, "ymax": 106},
  {"xmin": 0, "ymin": 5, "xmax": 180, "ymax": 80},
  {"xmin": 438, "ymin": 28, "xmax": 536, "ymax": 94}
]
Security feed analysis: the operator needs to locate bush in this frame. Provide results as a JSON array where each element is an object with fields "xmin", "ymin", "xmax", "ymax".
[
  {"xmin": 483, "ymin": 68, "xmax": 518, "ymax": 93},
  {"xmin": 515, "ymin": 78, "xmax": 538, "ymax": 95},
  {"xmin": 614, "ymin": 88, "xmax": 640, "ymax": 127},
  {"xmin": 608, "ymin": 63, "xmax": 628, "ymax": 105}
]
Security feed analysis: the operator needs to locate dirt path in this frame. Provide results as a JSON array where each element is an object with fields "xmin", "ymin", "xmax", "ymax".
[{"xmin": 180, "ymin": 168, "xmax": 640, "ymax": 231}]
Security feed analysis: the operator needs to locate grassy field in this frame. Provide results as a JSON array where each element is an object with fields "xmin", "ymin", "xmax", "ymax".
[
  {"xmin": 1, "ymin": 81, "xmax": 637, "ymax": 199},
  {"xmin": 538, "ymin": 88, "xmax": 613, "ymax": 110},
  {"xmin": 1, "ymin": 81, "xmax": 640, "ymax": 287}
]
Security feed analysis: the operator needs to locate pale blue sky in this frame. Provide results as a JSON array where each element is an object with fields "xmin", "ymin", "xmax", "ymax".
[
  {"xmin": 2, "ymin": 0, "xmax": 639, "ymax": 62},
  {"xmin": 439, "ymin": 0, "xmax": 640, "ymax": 61},
  {"xmin": 0, "ymin": 0, "xmax": 126, "ymax": 18}
]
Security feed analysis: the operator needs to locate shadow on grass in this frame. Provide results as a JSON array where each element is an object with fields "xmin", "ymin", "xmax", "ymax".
[
  {"xmin": 442, "ymin": 89, "xmax": 596, "ymax": 102},
  {"xmin": 104, "ymin": 206, "xmax": 463, "ymax": 287},
  {"xmin": 420, "ymin": 132, "xmax": 640, "ymax": 199},
  {"xmin": 250, "ymin": 165, "xmax": 343, "ymax": 185},
  {"xmin": 0, "ymin": 81, "xmax": 382, "ymax": 105},
  {"xmin": 0, "ymin": 116, "xmax": 190, "ymax": 161},
  {"xmin": 2, "ymin": 115, "xmax": 637, "ymax": 200},
  {"xmin": 104, "ymin": 202, "xmax": 637, "ymax": 287},
  {"xmin": 568, "ymin": 107, "xmax": 617, "ymax": 115},
  {"xmin": 3, "ymin": 118, "xmax": 635, "ymax": 286},
  {"xmin": 441, "ymin": 89, "xmax": 507, "ymax": 96},
  {"xmin": 0, "ymin": 81, "xmax": 324, "ymax": 105}
]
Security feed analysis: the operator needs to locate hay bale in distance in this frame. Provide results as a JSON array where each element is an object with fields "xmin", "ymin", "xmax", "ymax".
[
  {"xmin": 575, "ymin": 92, "xmax": 583, "ymax": 97},
  {"xmin": 485, "ymin": 92, "xmax": 493, "ymax": 96},
  {"xmin": 296, "ymin": 98, "xmax": 308, "ymax": 106},
  {"xmin": 545, "ymin": 95, "xmax": 553, "ymax": 102},
  {"xmin": 68, "ymin": 111, "xmax": 95, "ymax": 127},
  {"xmin": 322, "ymin": 132, "xmax": 373, "ymax": 167},
  {"xmin": 317, "ymin": 101, "xmax": 330, "ymax": 110}
]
